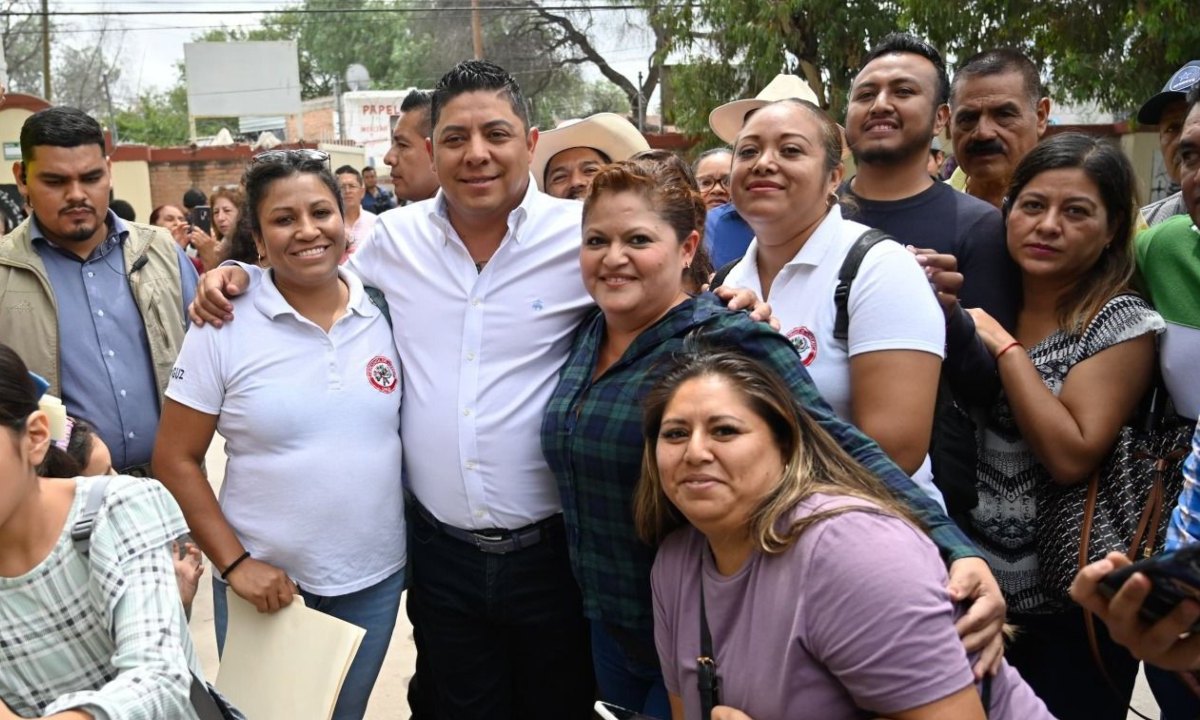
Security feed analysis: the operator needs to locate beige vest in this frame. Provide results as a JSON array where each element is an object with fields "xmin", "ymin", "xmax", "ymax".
[{"xmin": 0, "ymin": 217, "xmax": 188, "ymax": 398}]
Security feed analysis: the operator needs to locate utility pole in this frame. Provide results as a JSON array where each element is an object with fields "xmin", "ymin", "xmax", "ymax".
[
  {"xmin": 40, "ymin": 0, "xmax": 51, "ymax": 101},
  {"xmin": 102, "ymin": 71, "xmax": 117, "ymax": 146},
  {"xmin": 471, "ymin": 0, "xmax": 484, "ymax": 59},
  {"xmin": 636, "ymin": 71, "xmax": 644, "ymax": 132},
  {"xmin": 334, "ymin": 75, "xmax": 344, "ymax": 141}
]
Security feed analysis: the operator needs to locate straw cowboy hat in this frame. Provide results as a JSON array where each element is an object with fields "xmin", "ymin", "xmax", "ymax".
[
  {"xmin": 708, "ymin": 74, "xmax": 821, "ymax": 143},
  {"xmin": 531, "ymin": 112, "xmax": 650, "ymax": 190}
]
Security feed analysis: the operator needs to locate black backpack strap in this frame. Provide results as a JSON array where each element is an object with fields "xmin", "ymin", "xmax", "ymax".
[
  {"xmin": 832, "ymin": 228, "xmax": 893, "ymax": 341},
  {"xmin": 71, "ymin": 476, "xmax": 113, "ymax": 557},
  {"xmin": 364, "ymin": 286, "xmax": 392, "ymax": 328},
  {"xmin": 709, "ymin": 258, "xmax": 741, "ymax": 289}
]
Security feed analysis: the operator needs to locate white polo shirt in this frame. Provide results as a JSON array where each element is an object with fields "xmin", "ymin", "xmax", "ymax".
[
  {"xmin": 723, "ymin": 206, "xmax": 946, "ymax": 500},
  {"xmin": 346, "ymin": 178, "xmax": 593, "ymax": 530},
  {"xmin": 165, "ymin": 268, "xmax": 405, "ymax": 595}
]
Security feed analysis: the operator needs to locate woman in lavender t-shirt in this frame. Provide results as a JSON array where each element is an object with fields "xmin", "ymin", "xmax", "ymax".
[{"xmin": 634, "ymin": 351, "xmax": 1052, "ymax": 720}]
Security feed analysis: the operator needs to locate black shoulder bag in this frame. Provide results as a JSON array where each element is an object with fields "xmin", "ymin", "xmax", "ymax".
[{"xmin": 697, "ymin": 565, "xmax": 720, "ymax": 719}]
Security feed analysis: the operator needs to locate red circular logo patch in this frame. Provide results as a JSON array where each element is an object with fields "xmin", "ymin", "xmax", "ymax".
[
  {"xmin": 786, "ymin": 326, "xmax": 819, "ymax": 366},
  {"xmin": 366, "ymin": 355, "xmax": 398, "ymax": 394}
]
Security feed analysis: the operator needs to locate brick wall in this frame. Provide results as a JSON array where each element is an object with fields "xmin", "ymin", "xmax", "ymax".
[
  {"xmin": 286, "ymin": 99, "xmax": 337, "ymax": 143},
  {"xmin": 148, "ymin": 159, "xmax": 248, "ymax": 210}
]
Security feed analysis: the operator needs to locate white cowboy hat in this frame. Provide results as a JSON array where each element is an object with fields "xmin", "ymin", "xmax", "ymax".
[
  {"xmin": 531, "ymin": 112, "xmax": 650, "ymax": 191},
  {"xmin": 708, "ymin": 74, "xmax": 821, "ymax": 143}
]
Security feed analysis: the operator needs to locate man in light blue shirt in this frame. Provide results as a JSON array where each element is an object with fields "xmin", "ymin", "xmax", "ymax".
[{"xmin": 0, "ymin": 106, "xmax": 196, "ymax": 472}]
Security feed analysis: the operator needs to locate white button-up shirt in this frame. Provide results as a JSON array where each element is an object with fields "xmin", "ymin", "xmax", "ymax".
[{"xmin": 347, "ymin": 178, "xmax": 593, "ymax": 530}]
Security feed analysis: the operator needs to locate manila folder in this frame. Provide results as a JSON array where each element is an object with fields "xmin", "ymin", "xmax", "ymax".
[{"xmin": 216, "ymin": 594, "xmax": 365, "ymax": 720}]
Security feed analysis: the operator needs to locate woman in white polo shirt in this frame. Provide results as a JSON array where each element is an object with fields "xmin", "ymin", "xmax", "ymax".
[
  {"xmin": 153, "ymin": 150, "xmax": 405, "ymax": 720},
  {"xmin": 718, "ymin": 98, "xmax": 946, "ymax": 504}
]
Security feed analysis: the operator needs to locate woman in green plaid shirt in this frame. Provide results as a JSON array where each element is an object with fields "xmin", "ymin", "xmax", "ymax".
[{"xmin": 541, "ymin": 157, "xmax": 1002, "ymax": 718}]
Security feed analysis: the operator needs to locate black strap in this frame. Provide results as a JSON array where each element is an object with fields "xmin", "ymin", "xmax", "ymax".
[
  {"xmin": 709, "ymin": 258, "xmax": 741, "ymax": 289},
  {"xmin": 832, "ymin": 228, "xmax": 892, "ymax": 341},
  {"xmin": 710, "ymin": 228, "xmax": 891, "ymax": 343},
  {"xmin": 364, "ymin": 286, "xmax": 391, "ymax": 328},
  {"xmin": 697, "ymin": 558, "xmax": 720, "ymax": 718}
]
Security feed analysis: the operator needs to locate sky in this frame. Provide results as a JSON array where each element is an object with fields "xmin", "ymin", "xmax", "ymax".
[
  {"xmin": 64, "ymin": 1, "xmax": 659, "ymax": 105},
  {"xmin": 67, "ymin": 1, "xmax": 271, "ymax": 97}
]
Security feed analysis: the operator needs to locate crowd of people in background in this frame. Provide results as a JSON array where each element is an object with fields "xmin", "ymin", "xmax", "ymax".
[{"xmin": 2, "ymin": 30, "xmax": 1200, "ymax": 720}]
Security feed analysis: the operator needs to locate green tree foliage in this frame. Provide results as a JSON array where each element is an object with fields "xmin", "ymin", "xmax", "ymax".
[
  {"xmin": 908, "ymin": 0, "xmax": 1200, "ymax": 122},
  {"xmin": 534, "ymin": 77, "xmax": 633, "ymax": 126},
  {"xmin": 655, "ymin": 0, "xmax": 904, "ymax": 138},
  {"xmin": 662, "ymin": 0, "xmax": 1200, "ymax": 137},
  {"xmin": 113, "ymin": 84, "xmax": 228, "ymax": 147},
  {"xmin": 53, "ymin": 43, "xmax": 120, "ymax": 118},
  {"xmin": 2, "ymin": 0, "xmax": 52, "ymax": 95},
  {"xmin": 185, "ymin": 0, "xmax": 604, "ymax": 128}
]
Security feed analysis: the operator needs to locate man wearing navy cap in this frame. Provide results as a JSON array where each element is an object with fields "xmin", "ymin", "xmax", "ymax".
[{"xmin": 1139, "ymin": 60, "xmax": 1200, "ymax": 226}]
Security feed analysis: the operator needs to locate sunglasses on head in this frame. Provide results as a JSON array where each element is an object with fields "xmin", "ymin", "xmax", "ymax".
[{"xmin": 250, "ymin": 149, "xmax": 331, "ymax": 166}]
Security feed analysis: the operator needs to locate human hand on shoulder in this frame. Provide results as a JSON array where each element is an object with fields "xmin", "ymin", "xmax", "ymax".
[
  {"xmin": 965, "ymin": 308, "xmax": 1015, "ymax": 357},
  {"xmin": 712, "ymin": 285, "xmax": 779, "ymax": 331},
  {"xmin": 947, "ymin": 556, "xmax": 1007, "ymax": 678},
  {"xmin": 909, "ymin": 246, "xmax": 963, "ymax": 318},
  {"xmin": 189, "ymin": 266, "xmax": 251, "ymax": 327}
]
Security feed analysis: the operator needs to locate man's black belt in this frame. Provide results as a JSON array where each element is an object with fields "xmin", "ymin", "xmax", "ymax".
[{"xmin": 411, "ymin": 499, "xmax": 562, "ymax": 555}]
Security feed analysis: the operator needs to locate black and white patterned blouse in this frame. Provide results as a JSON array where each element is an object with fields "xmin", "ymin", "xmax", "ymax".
[{"xmin": 970, "ymin": 294, "xmax": 1164, "ymax": 614}]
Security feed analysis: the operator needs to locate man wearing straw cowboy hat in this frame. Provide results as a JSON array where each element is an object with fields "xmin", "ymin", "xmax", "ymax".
[
  {"xmin": 531, "ymin": 112, "xmax": 649, "ymax": 200},
  {"xmin": 704, "ymin": 73, "xmax": 820, "ymax": 266}
]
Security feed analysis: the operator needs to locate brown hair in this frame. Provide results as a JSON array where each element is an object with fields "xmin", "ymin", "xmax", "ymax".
[
  {"xmin": 1003, "ymin": 133, "xmax": 1138, "ymax": 333},
  {"xmin": 583, "ymin": 157, "xmax": 714, "ymax": 291},
  {"xmin": 633, "ymin": 349, "xmax": 922, "ymax": 550},
  {"xmin": 209, "ymin": 187, "xmax": 245, "ymax": 241}
]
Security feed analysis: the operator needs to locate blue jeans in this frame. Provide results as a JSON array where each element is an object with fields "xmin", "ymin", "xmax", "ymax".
[
  {"xmin": 590, "ymin": 621, "xmax": 669, "ymax": 719},
  {"xmin": 213, "ymin": 567, "xmax": 405, "ymax": 720}
]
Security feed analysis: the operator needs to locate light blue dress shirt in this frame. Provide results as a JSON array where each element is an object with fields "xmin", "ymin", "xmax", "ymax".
[{"xmin": 32, "ymin": 211, "xmax": 197, "ymax": 470}]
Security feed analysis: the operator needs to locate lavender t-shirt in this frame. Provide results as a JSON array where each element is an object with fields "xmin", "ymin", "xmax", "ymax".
[{"xmin": 651, "ymin": 494, "xmax": 1052, "ymax": 719}]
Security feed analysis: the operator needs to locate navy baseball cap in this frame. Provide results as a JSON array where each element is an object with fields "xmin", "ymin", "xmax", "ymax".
[{"xmin": 1138, "ymin": 60, "xmax": 1200, "ymax": 125}]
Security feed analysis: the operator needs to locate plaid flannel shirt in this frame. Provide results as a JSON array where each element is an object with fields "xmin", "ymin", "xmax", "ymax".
[
  {"xmin": 0, "ymin": 476, "xmax": 214, "ymax": 719},
  {"xmin": 541, "ymin": 293, "xmax": 977, "ymax": 632}
]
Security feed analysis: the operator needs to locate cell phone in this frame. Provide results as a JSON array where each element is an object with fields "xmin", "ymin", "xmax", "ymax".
[
  {"xmin": 594, "ymin": 700, "xmax": 658, "ymax": 720},
  {"xmin": 1098, "ymin": 543, "xmax": 1200, "ymax": 633},
  {"xmin": 189, "ymin": 205, "xmax": 212, "ymax": 235}
]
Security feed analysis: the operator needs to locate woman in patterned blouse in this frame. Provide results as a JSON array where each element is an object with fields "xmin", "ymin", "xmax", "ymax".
[{"xmin": 966, "ymin": 133, "xmax": 1164, "ymax": 720}]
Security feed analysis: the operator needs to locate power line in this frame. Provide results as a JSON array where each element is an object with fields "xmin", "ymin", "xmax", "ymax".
[{"xmin": 5, "ymin": 3, "xmax": 688, "ymax": 16}]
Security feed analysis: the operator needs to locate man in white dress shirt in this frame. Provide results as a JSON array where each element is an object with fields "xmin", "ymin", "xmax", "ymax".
[
  {"xmin": 192, "ymin": 60, "xmax": 767, "ymax": 720},
  {"xmin": 195, "ymin": 60, "xmax": 594, "ymax": 720}
]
